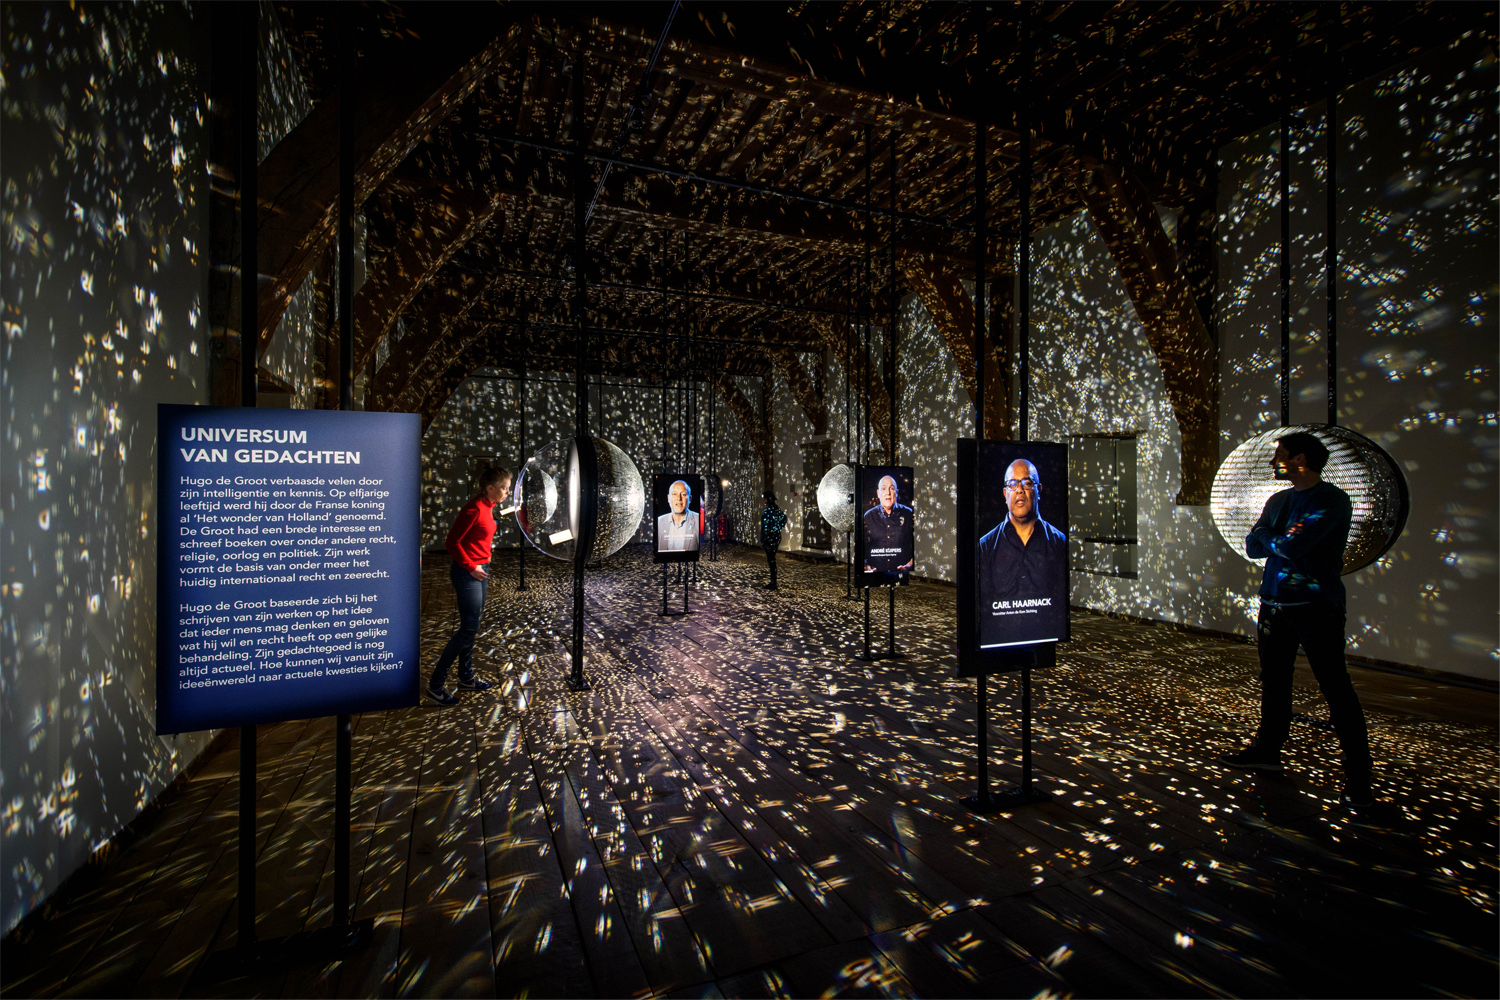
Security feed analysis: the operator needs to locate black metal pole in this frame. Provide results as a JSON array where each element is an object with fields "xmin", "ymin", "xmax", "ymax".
[
  {"xmin": 1326, "ymin": 10, "xmax": 1339, "ymax": 428},
  {"xmin": 517, "ymin": 351, "xmax": 528, "ymax": 590},
  {"xmin": 1019, "ymin": 13, "xmax": 1032, "ymax": 445},
  {"xmin": 887, "ymin": 583, "xmax": 896, "ymax": 657},
  {"xmin": 1020, "ymin": 660, "xmax": 1035, "ymax": 794},
  {"xmin": 569, "ymin": 43, "xmax": 589, "ymax": 692},
  {"xmin": 237, "ymin": 2, "xmax": 258, "ymax": 949},
  {"xmin": 862, "ymin": 585, "xmax": 871, "ymax": 659},
  {"xmin": 886, "ymin": 138, "xmax": 897, "ymax": 462},
  {"xmin": 238, "ymin": 725, "xmax": 255, "ymax": 946},
  {"xmin": 973, "ymin": 84, "xmax": 987, "ymax": 441},
  {"xmin": 845, "ymin": 530, "xmax": 854, "ymax": 598},
  {"xmin": 333, "ymin": 715, "xmax": 351, "ymax": 926},
  {"xmin": 333, "ymin": 13, "xmax": 358, "ymax": 931},
  {"xmin": 1280, "ymin": 114, "xmax": 1291, "ymax": 427},
  {"xmin": 975, "ymin": 676, "xmax": 990, "ymax": 806}
]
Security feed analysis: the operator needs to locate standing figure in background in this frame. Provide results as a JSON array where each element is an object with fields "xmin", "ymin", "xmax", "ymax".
[
  {"xmin": 1220, "ymin": 432, "xmax": 1373, "ymax": 806},
  {"xmin": 760, "ymin": 491, "xmax": 786, "ymax": 590},
  {"xmin": 428, "ymin": 466, "xmax": 511, "ymax": 706}
]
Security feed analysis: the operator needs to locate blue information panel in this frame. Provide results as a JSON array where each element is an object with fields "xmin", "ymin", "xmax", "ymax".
[{"xmin": 156, "ymin": 404, "xmax": 421, "ymax": 733}]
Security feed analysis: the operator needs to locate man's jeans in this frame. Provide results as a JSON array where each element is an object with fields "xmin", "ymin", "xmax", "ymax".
[
  {"xmin": 430, "ymin": 562, "xmax": 487, "ymax": 690},
  {"xmin": 1255, "ymin": 602, "xmax": 1372, "ymax": 774}
]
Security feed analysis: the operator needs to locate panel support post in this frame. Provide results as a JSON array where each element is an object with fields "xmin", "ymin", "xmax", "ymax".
[
  {"xmin": 236, "ymin": 0, "xmax": 258, "ymax": 951},
  {"xmin": 238, "ymin": 726, "xmax": 256, "ymax": 946}
]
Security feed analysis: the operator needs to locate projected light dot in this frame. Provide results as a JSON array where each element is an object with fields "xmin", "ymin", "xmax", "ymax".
[
  {"xmin": 817, "ymin": 463, "xmax": 857, "ymax": 533},
  {"xmin": 516, "ymin": 437, "xmax": 644, "ymax": 562},
  {"xmin": 1210, "ymin": 424, "xmax": 1410, "ymax": 573}
]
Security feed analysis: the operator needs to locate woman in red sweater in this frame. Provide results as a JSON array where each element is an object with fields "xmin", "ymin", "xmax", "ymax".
[{"xmin": 428, "ymin": 466, "xmax": 512, "ymax": 705}]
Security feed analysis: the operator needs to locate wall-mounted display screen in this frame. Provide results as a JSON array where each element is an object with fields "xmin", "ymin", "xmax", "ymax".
[
  {"xmin": 156, "ymin": 405, "xmax": 421, "ymax": 732},
  {"xmin": 856, "ymin": 465, "xmax": 915, "ymax": 584},
  {"xmin": 957, "ymin": 440, "xmax": 1070, "ymax": 675},
  {"xmin": 652, "ymin": 474, "xmax": 704, "ymax": 563}
]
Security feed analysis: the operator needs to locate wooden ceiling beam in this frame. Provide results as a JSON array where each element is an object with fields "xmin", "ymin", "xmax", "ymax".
[
  {"xmin": 462, "ymin": 129, "xmax": 993, "ymax": 266},
  {"xmin": 708, "ymin": 374, "xmax": 773, "ymax": 482},
  {"xmin": 766, "ymin": 350, "xmax": 826, "ymax": 435},
  {"xmin": 352, "ymin": 185, "xmax": 505, "ymax": 375},
  {"xmin": 899, "ymin": 254, "xmax": 1012, "ymax": 440},
  {"xmin": 1075, "ymin": 162, "xmax": 1218, "ymax": 505},
  {"xmin": 255, "ymin": 13, "xmax": 523, "ymax": 354},
  {"xmin": 809, "ymin": 315, "xmax": 891, "ymax": 459}
]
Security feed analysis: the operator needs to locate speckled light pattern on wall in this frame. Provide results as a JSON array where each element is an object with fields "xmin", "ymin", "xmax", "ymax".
[{"xmin": 2, "ymin": 3, "xmax": 213, "ymax": 933}]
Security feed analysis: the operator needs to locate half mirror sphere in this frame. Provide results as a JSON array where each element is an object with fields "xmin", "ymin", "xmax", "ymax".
[
  {"xmin": 592, "ymin": 437, "xmax": 646, "ymax": 559},
  {"xmin": 817, "ymin": 463, "xmax": 857, "ymax": 533},
  {"xmin": 1210, "ymin": 424, "xmax": 1410, "ymax": 574},
  {"xmin": 515, "ymin": 437, "xmax": 645, "ymax": 561}
]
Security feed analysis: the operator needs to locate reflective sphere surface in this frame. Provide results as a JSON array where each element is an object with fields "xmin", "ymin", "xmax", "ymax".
[
  {"xmin": 592, "ymin": 437, "xmax": 646, "ymax": 559},
  {"xmin": 515, "ymin": 437, "xmax": 644, "ymax": 562},
  {"xmin": 1210, "ymin": 424, "xmax": 1409, "ymax": 574},
  {"xmin": 515, "ymin": 439, "xmax": 574, "ymax": 561},
  {"xmin": 817, "ymin": 463, "xmax": 857, "ymax": 533}
]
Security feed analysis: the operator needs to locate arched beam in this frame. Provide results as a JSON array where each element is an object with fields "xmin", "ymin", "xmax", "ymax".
[
  {"xmin": 255, "ymin": 15, "xmax": 522, "ymax": 354},
  {"xmin": 709, "ymin": 374, "xmax": 772, "ymax": 479},
  {"xmin": 899, "ymin": 253, "xmax": 1013, "ymax": 440},
  {"xmin": 809, "ymin": 316, "xmax": 892, "ymax": 460},
  {"xmin": 352, "ymin": 184, "xmax": 506, "ymax": 374},
  {"xmin": 766, "ymin": 349, "xmax": 826, "ymax": 434},
  {"xmin": 1076, "ymin": 162, "xmax": 1218, "ymax": 504},
  {"xmin": 367, "ymin": 271, "xmax": 491, "ymax": 414}
]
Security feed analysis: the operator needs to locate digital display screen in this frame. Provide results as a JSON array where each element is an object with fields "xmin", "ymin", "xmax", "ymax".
[
  {"xmin": 856, "ymin": 465, "xmax": 915, "ymax": 584},
  {"xmin": 958, "ymin": 440, "xmax": 1070, "ymax": 674},
  {"xmin": 156, "ymin": 405, "xmax": 421, "ymax": 732},
  {"xmin": 652, "ymin": 474, "xmax": 704, "ymax": 564}
]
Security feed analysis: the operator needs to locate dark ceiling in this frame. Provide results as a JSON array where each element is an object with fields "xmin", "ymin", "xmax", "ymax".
[{"xmin": 254, "ymin": 1, "xmax": 1492, "ymax": 422}]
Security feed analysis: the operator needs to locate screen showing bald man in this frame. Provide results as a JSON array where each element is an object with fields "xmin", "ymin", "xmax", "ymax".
[
  {"xmin": 653, "ymin": 474, "xmax": 703, "ymax": 563},
  {"xmin": 973, "ymin": 444, "xmax": 1069, "ymax": 649},
  {"xmin": 857, "ymin": 465, "xmax": 915, "ymax": 583}
]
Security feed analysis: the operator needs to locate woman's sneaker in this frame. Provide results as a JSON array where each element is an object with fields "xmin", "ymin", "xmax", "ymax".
[
  {"xmin": 458, "ymin": 676, "xmax": 492, "ymax": 691},
  {"xmin": 427, "ymin": 685, "xmax": 460, "ymax": 706}
]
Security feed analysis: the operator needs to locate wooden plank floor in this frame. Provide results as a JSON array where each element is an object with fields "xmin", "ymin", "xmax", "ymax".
[{"xmin": 4, "ymin": 547, "xmax": 1496, "ymax": 999}]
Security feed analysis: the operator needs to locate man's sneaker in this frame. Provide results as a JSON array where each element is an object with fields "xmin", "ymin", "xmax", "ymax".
[
  {"xmin": 457, "ymin": 676, "xmax": 491, "ymax": 692},
  {"xmin": 1341, "ymin": 775, "xmax": 1375, "ymax": 806},
  {"xmin": 427, "ymin": 685, "xmax": 460, "ymax": 706},
  {"xmin": 1219, "ymin": 745, "xmax": 1283, "ymax": 772}
]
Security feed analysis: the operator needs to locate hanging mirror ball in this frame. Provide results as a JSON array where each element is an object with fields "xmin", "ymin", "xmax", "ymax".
[
  {"xmin": 1210, "ymin": 424, "xmax": 1410, "ymax": 574},
  {"xmin": 515, "ymin": 437, "xmax": 645, "ymax": 562},
  {"xmin": 817, "ymin": 463, "xmax": 857, "ymax": 533}
]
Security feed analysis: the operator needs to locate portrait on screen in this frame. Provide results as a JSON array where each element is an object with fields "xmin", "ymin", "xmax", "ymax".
[
  {"xmin": 857, "ymin": 465, "xmax": 914, "ymax": 582},
  {"xmin": 652, "ymin": 474, "xmax": 703, "ymax": 563},
  {"xmin": 974, "ymin": 443, "xmax": 1069, "ymax": 648}
]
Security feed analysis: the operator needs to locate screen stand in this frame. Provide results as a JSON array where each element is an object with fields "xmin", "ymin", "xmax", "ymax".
[
  {"xmin": 223, "ymin": 722, "xmax": 372, "ymax": 967},
  {"xmin": 884, "ymin": 583, "xmax": 906, "ymax": 660},
  {"xmin": 568, "ymin": 567, "xmax": 590, "ymax": 691},
  {"xmin": 960, "ymin": 647, "xmax": 1052, "ymax": 814},
  {"xmin": 660, "ymin": 562, "xmax": 690, "ymax": 617},
  {"xmin": 854, "ymin": 586, "xmax": 876, "ymax": 661},
  {"xmin": 842, "ymin": 531, "xmax": 860, "ymax": 600},
  {"xmin": 856, "ymin": 584, "xmax": 901, "ymax": 662}
]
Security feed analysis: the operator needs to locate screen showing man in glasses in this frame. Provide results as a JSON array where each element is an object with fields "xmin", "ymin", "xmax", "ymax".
[{"xmin": 977, "ymin": 457, "xmax": 1068, "ymax": 647}]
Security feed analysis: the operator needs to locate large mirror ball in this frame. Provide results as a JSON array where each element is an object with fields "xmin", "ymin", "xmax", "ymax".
[
  {"xmin": 516, "ymin": 437, "xmax": 646, "ymax": 561},
  {"xmin": 1210, "ymin": 424, "xmax": 1410, "ymax": 574},
  {"xmin": 817, "ymin": 463, "xmax": 857, "ymax": 533}
]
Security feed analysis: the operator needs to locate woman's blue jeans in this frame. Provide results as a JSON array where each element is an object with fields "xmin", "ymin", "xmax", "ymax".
[{"xmin": 429, "ymin": 562, "xmax": 487, "ymax": 690}]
